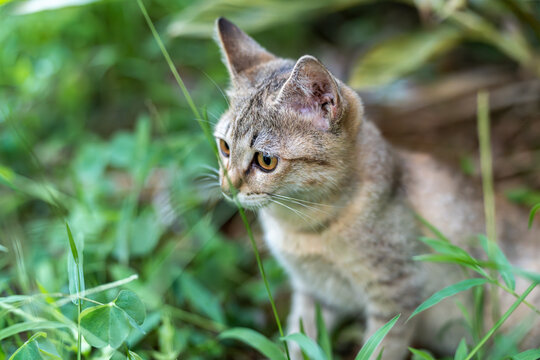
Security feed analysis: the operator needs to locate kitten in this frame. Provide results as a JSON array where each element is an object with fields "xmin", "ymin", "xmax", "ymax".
[{"xmin": 212, "ymin": 17, "xmax": 540, "ymax": 359}]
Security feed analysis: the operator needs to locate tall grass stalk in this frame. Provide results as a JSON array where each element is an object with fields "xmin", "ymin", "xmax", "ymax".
[
  {"xmin": 477, "ymin": 91, "xmax": 501, "ymax": 321},
  {"xmin": 136, "ymin": 1, "xmax": 290, "ymax": 358},
  {"xmin": 464, "ymin": 282, "xmax": 538, "ymax": 360},
  {"xmin": 66, "ymin": 222, "xmax": 82, "ymax": 360},
  {"xmin": 477, "ymin": 92, "xmax": 497, "ymax": 247}
]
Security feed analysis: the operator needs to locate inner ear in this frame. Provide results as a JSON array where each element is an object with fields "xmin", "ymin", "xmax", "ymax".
[
  {"xmin": 310, "ymin": 82, "xmax": 335, "ymax": 114},
  {"xmin": 276, "ymin": 55, "xmax": 342, "ymax": 131}
]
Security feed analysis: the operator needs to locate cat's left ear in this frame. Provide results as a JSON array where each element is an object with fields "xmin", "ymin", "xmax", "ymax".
[
  {"xmin": 276, "ymin": 55, "xmax": 343, "ymax": 131},
  {"xmin": 215, "ymin": 17, "xmax": 276, "ymax": 82}
]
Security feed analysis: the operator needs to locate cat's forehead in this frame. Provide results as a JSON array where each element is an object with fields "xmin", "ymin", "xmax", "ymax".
[{"xmin": 230, "ymin": 92, "xmax": 280, "ymax": 136}]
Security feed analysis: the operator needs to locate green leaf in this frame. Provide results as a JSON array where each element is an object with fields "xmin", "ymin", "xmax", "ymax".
[
  {"xmin": 167, "ymin": 0, "xmax": 378, "ymax": 38},
  {"xmin": 512, "ymin": 349, "xmax": 540, "ymax": 360},
  {"xmin": 66, "ymin": 222, "xmax": 85, "ymax": 304},
  {"xmin": 180, "ymin": 273, "xmax": 225, "ymax": 324},
  {"xmin": 127, "ymin": 350, "xmax": 144, "ymax": 360},
  {"xmin": 0, "ymin": 165, "xmax": 68, "ymax": 208},
  {"xmin": 298, "ymin": 319, "xmax": 310, "ymax": 360},
  {"xmin": 0, "ymin": 321, "xmax": 68, "ymax": 341},
  {"xmin": 408, "ymin": 278, "xmax": 489, "ymax": 321},
  {"xmin": 9, "ymin": 332, "xmax": 46, "ymax": 360},
  {"xmin": 316, "ymin": 303, "xmax": 332, "ymax": 360},
  {"xmin": 409, "ymin": 348, "xmax": 436, "ymax": 360},
  {"xmin": 528, "ymin": 203, "xmax": 540, "ymax": 229},
  {"xmin": 65, "ymin": 222, "xmax": 78, "ymax": 264},
  {"xmin": 454, "ymin": 338, "xmax": 468, "ymax": 360},
  {"xmin": 220, "ymin": 328, "xmax": 286, "ymax": 360},
  {"xmin": 416, "ymin": 215, "xmax": 450, "ymax": 242},
  {"xmin": 450, "ymin": 10, "xmax": 532, "ymax": 67},
  {"xmin": 413, "ymin": 254, "xmax": 480, "ymax": 269},
  {"xmin": 419, "ymin": 237, "xmax": 475, "ymax": 260},
  {"xmin": 281, "ymin": 333, "xmax": 327, "ymax": 360},
  {"xmin": 478, "ymin": 234, "xmax": 515, "ymax": 290},
  {"xmin": 349, "ymin": 26, "xmax": 461, "ymax": 89},
  {"xmin": 355, "ymin": 314, "xmax": 400, "ymax": 360},
  {"xmin": 115, "ymin": 290, "xmax": 146, "ymax": 326},
  {"xmin": 80, "ymin": 303, "xmax": 131, "ymax": 348},
  {"xmin": 128, "ymin": 211, "xmax": 163, "ymax": 257}
]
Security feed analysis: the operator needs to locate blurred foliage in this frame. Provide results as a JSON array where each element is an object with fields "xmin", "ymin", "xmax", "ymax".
[{"xmin": 0, "ymin": 0, "xmax": 538, "ymax": 358}]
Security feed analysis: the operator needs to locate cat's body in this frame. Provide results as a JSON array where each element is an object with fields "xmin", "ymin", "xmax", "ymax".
[{"xmin": 213, "ymin": 18, "xmax": 540, "ymax": 359}]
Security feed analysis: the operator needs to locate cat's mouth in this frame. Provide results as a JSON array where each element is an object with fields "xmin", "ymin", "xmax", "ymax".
[{"xmin": 221, "ymin": 192, "xmax": 271, "ymax": 210}]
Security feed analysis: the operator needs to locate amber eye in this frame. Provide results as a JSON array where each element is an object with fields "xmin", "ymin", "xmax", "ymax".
[
  {"xmin": 256, "ymin": 152, "xmax": 278, "ymax": 172},
  {"xmin": 219, "ymin": 139, "xmax": 230, "ymax": 157}
]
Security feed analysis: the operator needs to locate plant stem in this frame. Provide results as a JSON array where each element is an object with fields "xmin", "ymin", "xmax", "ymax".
[
  {"xmin": 477, "ymin": 92, "xmax": 496, "ymax": 248},
  {"xmin": 464, "ymin": 282, "xmax": 538, "ymax": 360},
  {"xmin": 77, "ymin": 263, "xmax": 82, "ymax": 360},
  {"xmin": 493, "ymin": 279, "xmax": 540, "ymax": 316},
  {"xmin": 236, "ymin": 204, "xmax": 290, "ymax": 358},
  {"xmin": 477, "ymin": 91, "xmax": 501, "ymax": 322},
  {"xmin": 136, "ymin": 1, "xmax": 290, "ymax": 358}
]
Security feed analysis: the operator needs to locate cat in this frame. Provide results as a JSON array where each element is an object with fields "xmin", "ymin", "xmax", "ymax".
[{"xmin": 212, "ymin": 17, "xmax": 540, "ymax": 359}]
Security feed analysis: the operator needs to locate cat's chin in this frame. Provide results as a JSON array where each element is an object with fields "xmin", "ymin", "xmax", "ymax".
[{"xmin": 221, "ymin": 192, "xmax": 270, "ymax": 210}]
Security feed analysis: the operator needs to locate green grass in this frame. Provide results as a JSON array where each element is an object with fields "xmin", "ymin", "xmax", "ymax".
[{"xmin": 0, "ymin": 0, "xmax": 539, "ymax": 359}]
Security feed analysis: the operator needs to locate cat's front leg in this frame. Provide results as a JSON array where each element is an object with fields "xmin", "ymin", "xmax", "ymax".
[
  {"xmin": 287, "ymin": 291, "xmax": 340, "ymax": 360},
  {"xmin": 363, "ymin": 312, "xmax": 416, "ymax": 360},
  {"xmin": 362, "ymin": 273, "xmax": 422, "ymax": 360}
]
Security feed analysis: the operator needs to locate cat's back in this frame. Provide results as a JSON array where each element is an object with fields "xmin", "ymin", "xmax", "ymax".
[
  {"xmin": 400, "ymin": 151, "xmax": 485, "ymax": 245},
  {"xmin": 399, "ymin": 150, "xmax": 539, "ymax": 255}
]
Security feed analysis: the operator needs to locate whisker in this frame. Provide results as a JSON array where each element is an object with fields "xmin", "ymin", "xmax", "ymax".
[
  {"xmin": 198, "ymin": 173, "xmax": 219, "ymax": 179},
  {"xmin": 270, "ymin": 193, "xmax": 337, "ymax": 209},
  {"xmin": 194, "ymin": 117, "xmax": 216, "ymax": 126},
  {"xmin": 194, "ymin": 175, "xmax": 219, "ymax": 184},
  {"xmin": 269, "ymin": 194, "xmax": 330, "ymax": 215},
  {"xmin": 196, "ymin": 181, "xmax": 220, "ymax": 189},
  {"xmin": 269, "ymin": 198, "xmax": 316, "ymax": 229},
  {"xmin": 199, "ymin": 165, "xmax": 220, "ymax": 174},
  {"xmin": 206, "ymin": 110, "xmax": 222, "ymax": 124},
  {"xmin": 199, "ymin": 69, "xmax": 230, "ymax": 108}
]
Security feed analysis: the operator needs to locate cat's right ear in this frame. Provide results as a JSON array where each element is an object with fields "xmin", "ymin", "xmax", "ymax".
[
  {"xmin": 276, "ymin": 55, "xmax": 343, "ymax": 132},
  {"xmin": 215, "ymin": 17, "xmax": 276, "ymax": 83}
]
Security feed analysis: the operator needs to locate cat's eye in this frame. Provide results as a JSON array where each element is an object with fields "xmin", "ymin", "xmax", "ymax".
[
  {"xmin": 255, "ymin": 152, "xmax": 278, "ymax": 172},
  {"xmin": 219, "ymin": 139, "xmax": 230, "ymax": 157}
]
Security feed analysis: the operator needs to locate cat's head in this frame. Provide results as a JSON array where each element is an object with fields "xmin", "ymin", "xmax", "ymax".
[{"xmin": 213, "ymin": 18, "xmax": 363, "ymax": 210}]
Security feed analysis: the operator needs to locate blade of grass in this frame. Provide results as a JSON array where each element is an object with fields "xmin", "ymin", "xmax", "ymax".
[
  {"xmin": 136, "ymin": 1, "xmax": 289, "ymax": 358},
  {"xmin": 55, "ymin": 274, "xmax": 139, "ymax": 307},
  {"xmin": 478, "ymin": 91, "xmax": 501, "ymax": 322},
  {"xmin": 528, "ymin": 203, "xmax": 540, "ymax": 228},
  {"xmin": 8, "ymin": 331, "xmax": 47, "ymax": 360},
  {"xmin": 415, "ymin": 214, "xmax": 450, "ymax": 242},
  {"xmin": 0, "ymin": 321, "xmax": 68, "ymax": 341},
  {"xmin": 464, "ymin": 281, "xmax": 539, "ymax": 360},
  {"xmin": 454, "ymin": 338, "xmax": 468, "ymax": 360},
  {"xmin": 316, "ymin": 303, "xmax": 332, "ymax": 360},
  {"xmin": 477, "ymin": 91, "xmax": 497, "ymax": 247},
  {"xmin": 281, "ymin": 333, "xmax": 327, "ymax": 360},
  {"xmin": 298, "ymin": 319, "xmax": 310, "ymax": 360},
  {"xmin": 408, "ymin": 347, "xmax": 436, "ymax": 360},
  {"xmin": 479, "ymin": 234, "xmax": 515, "ymax": 290},
  {"xmin": 355, "ymin": 314, "xmax": 400, "ymax": 360},
  {"xmin": 66, "ymin": 222, "xmax": 83, "ymax": 360},
  {"xmin": 408, "ymin": 278, "xmax": 489, "ymax": 321},
  {"xmin": 220, "ymin": 328, "xmax": 286, "ymax": 360}
]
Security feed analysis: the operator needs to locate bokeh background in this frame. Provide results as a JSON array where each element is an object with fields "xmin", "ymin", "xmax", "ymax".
[{"xmin": 0, "ymin": 0, "xmax": 539, "ymax": 359}]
